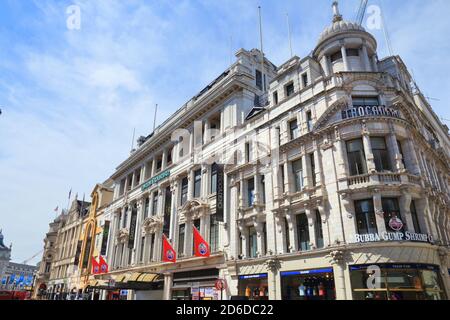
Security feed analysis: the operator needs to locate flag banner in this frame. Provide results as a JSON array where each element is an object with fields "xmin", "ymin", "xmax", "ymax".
[
  {"xmin": 162, "ymin": 235, "xmax": 177, "ymax": 263},
  {"xmin": 91, "ymin": 257, "xmax": 100, "ymax": 274},
  {"xmin": 99, "ymin": 256, "xmax": 109, "ymax": 274},
  {"xmin": 1, "ymin": 277, "xmax": 7, "ymax": 285},
  {"xmin": 9, "ymin": 275, "xmax": 15, "ymax": 284},
  {"xmin": 17, "ymin": 275, "xmax": 24, "ymax": 284},
  {"xmin": 193, "ymin": 226, "xmax": 210, "ymax": 258}
]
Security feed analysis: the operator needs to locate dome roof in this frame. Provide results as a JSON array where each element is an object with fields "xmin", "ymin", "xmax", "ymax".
[{"xmin": 318, "ymin": 1, "xmax": 366, "ymax": 44}]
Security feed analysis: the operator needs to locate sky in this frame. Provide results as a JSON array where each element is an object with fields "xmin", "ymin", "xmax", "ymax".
[{"xmin": 0, "ymin": 0, "xmax": 449, "ymax": 264}]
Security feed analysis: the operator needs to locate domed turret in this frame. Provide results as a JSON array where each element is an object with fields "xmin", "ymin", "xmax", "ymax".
[
  {"xmin": 313, "ymin": 1, "xmax": 378, "ymax": 76},
  {"xmin": 318, "ymin": 1, "xmax": 366, "ymax": 44}
]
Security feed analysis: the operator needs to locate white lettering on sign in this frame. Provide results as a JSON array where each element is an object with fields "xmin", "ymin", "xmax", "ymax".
[
  {"xmin": 341, "ymin": 105, "xmax": 401, "ymax": 120},
  {"xmin": 354, "ymin": 232, "xmax": 433, "ymax": 244}
]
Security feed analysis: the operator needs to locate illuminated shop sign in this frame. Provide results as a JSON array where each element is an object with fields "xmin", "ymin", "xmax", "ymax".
[
  {"xmin": 341, "ymin": 105, "xmax": 401, "ymax": 120},
  {"xmin": 281, "ymin": 268, "xmax": 333, "ymax": 277},
  {"xmin": 350, "ymin": 264, "xmax": 439, "ymax": 271},
  {"xmin": 141, "ymin": 170, "xmax": 170, "ymax": 191},
  {"xmin": 239, "ymin": 274, "xmax": 268, "ymax": 280},
  {"xmin": 353, "ymin": 231, "xmax": 433, "ymax": 244}
]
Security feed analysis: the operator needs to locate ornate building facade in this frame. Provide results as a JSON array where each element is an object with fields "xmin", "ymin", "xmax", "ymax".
[{"xmin": 97, "ymin": 2, "xmax": 449, "ymax": 300}]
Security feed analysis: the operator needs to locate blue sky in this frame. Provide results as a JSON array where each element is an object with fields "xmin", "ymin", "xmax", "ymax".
[{"xmin": 0, "ymin": 0, "xmax": 449, "ymax": 263}]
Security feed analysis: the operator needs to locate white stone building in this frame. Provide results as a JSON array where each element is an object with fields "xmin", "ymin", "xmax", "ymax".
[{"xmin": 100, "ymin": 2, "xmax": 450, "ymax": 300}]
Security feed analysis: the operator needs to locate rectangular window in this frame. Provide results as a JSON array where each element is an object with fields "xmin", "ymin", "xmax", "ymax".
[
  {"xmin": 210, "ymin": 216, "xmax": 219, "ymax": 253},
  {"xmin": 297, "ymin": 213, "xmax": 310, "ymax": 251},
  {"xmin": 310, "ymin": 153, "xmax": 317, "ymax": 186},
  {"xmin": 315, "ymin": 210, "xmax": 324, "ymax": 249},
  {"xmin": 355, "ymin": 199, "xmax": 378, "ymax": 234},
  {"xmin": 139, "ymin": 236, "xmax": 145, "ymax": 262},
  {"xmin": 330, "ymin": 51, "xmax": 342, "ymax": 62},
  {"xmin": 144, "ymin": 197, "xmax": 150, "ymax": 218},
  {"xmin": 284, "ymin": 217, "xmax": 290, "ymax": 252},
  {"xmin": 194, "ymin": 169, "xmax": 202, "ymax": 198},
  {"xmin": 346, "ymin": 48, "xmax": 359, "ymax": 57},
  {"xmin": 280, "ymin": 165, "xmax": 285, "ymax": 193},
  {"xmin": 347, "ymin": 139, "xmax": 367, "ymax": 176},
  {"xmin": 192, "ymin": 219, "xmax": 200, "ymax": 255},
  {"xmin": 156, "ymin": 157, "xmax": 162, "ymax": 172},
  {"xmin": 247, "ymin": 178, "xmax": 255, "ymax": 207},
  {"xmin": 149, "ymin": 234, "xmax": 155, "ymax": 261},
  {"xmin": 371, "ymin": 137, "xmax": 391, "ymax": 172},
  {"xmin": 249, "ymin": 227, "xmax": 258, "ymax": 258},
  {"xmin": 178, "ymin": 224, "xmax": 185, "ymax": 256},
  {"xmin": 167, "ymin": 149, "xmax": 173, "ymax": 166},
  {"xmin": 289, "ymin": 119, "xmax": 299, "ymax": 140},
  {"xmin": 127, "ymin": 174, "xmax": 133, "ymax": 191},
  {"xmin": 306, "ymin": 111, "xmax": 313, "ymax": 132},
  {"xmin": 285, "ymin": 82, "xmax": 295, "ymax": 97},
  {"xmin": 163, "ymin": 187, "xmax": 171, "ymax": 236},
  {"xmin": 273, "ymin": 91, "xmax": 279, "ymax": 105},
  {"xmin": 256, "ymin": 69, "xmax": 263, "ymax": 90},
  {"xmin": 211, "ymin": 163, "xmax": 218, "ymax": 194},
  {"xmin": 245, "ymin": 142, "xmax": 252, "ymax": 162},
  {"xmin": 119, "ymin": 179, "xmax": 125, "ymax": 195},
  {"xmin": 152, "ymin": 192, "xmax": 158, "ymax": 216},
  {"xmin": 410, "ymin": 201, "xmax": 421, "ymax": 233},
  {"xmin": 382, "ymin": 198, "xmax": 405, "ymax": 233},
  {"xmin": 181, "ymin": 177, "xmax": 188, "ymax": 206},
  {"xmin": 134, "ymin": 169, "xmax": 141, "ymax": 187},
  {"xmin": 302, "ymin": 73, "xmax": 309, "ymax": 87},
  {"xmin": 352, "ymin": 96, "xmax": 379, "ymax": 107},
  {"xmin": 292, "ymin": 159, "xmax": 304, "ymax": 192}
]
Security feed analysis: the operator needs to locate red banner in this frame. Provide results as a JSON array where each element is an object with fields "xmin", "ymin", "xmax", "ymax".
[
  {"xmin": 91, "ymin": 257, "xmax": 100, "ymax": 274},
  {"xmin": 162, "ymin": 235, "xmax": 177, "ymax": 263},
  {"xmin": 193, "ymin": 226, "xmax": 210, "ymax": 258},
  {"xmin": 99, "ymin": 256, "xmax": 109, "ymax": 274}
]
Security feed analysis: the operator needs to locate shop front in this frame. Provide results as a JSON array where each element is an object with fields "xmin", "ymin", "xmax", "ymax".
[
  {"xmin": 171, "ymin": 268, "xmax": 221, "ymax": 300},
  {"xmin": 237, "ymin": 274, "xmax": 269, "ymax": 300},
  {"xmin": 350, "ymin": 263, "xmax": 447, "ymax": 300},
  {"xmin": 280, "ymin": 267, "xmax": 336, "ymax": 300}
]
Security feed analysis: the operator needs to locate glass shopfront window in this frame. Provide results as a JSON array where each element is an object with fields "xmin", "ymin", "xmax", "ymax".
[
  {"xmin": 281, "ymin": 268, "xmax": 335, "ymax": 300},
  {"xmin": 350, "ymin": 264, "xmax": 447, "ymax": 300},
  {"xmin": 238, "ymin": 274, "xmax": 268, "ymax": 300}
]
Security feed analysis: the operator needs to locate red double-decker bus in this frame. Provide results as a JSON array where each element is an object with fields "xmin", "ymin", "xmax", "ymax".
[{"xmin": 0, "ymin": 290, "xmax": 31, "ymax": 300}]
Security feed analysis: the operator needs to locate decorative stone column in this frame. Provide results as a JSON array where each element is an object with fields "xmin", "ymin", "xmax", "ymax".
[
  {"xmin": 305, "ymin": 207, "xmax": 317, "ymax": 249},
  {"xmin": 335, "ymin": 127, "xmax": 348, "ymax": 179},
  {"xmin": 388, "ymin": 131, "xmax": 405, "ymax": 172},
  {"xmin": 399, "ymin": 191, "xmax": 414, "ymax": 232},
  {"xmin": 265, "ymin": 258, "xmax": 282, "ymax": 300},
  {"xmin": 184, "ymin": 217, "xmax": 193, "ymax": 258},
  {"xmin": 373, "ymin": 192, "xmax": 387, "ymax": 234},
  {"xmin": 361, "ymin": 45, "xmax": 371, "ymax": 72},
  {"xmin": 254, "ymin": 219, "xmax": 264, "ymax": 257},
  {"xmin": 238, "ymin": 222, "xmax": 248, "ymax": 259},
  {"xmin": 169, "ymin": 180, "xmax": 179, "ymax": 241},
  {"xmin": 285, "ymin": 209, "xmax": 298, "ymax": 252},
  {"xmin": 328, "ymin": 250, "xmax": 347, "ymax": 300},
  {"xmin": 341, "ymin": 45, "xmax": 349, "ymax": 71},
  {"xmin": 163, "ymin": 273, "xmax": 173, "ymax": 300},
  {"xmin": 361, "ymin": 123, "xmax": 376, "ymax": 173}
]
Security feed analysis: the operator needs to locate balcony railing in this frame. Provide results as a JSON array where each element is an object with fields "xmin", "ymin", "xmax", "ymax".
[{"xmin": 346, "ymin": 172, "xmax": 421, "ymax": 188}]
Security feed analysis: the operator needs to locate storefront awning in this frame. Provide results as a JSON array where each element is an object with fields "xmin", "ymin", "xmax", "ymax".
[{"xmin": 127, "ymin": 272, "xmax": 160, "ymax": 283}]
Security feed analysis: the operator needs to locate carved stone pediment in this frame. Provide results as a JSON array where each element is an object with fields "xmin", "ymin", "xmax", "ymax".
[
  {"xmin": 142, "ymin": 216, "xmax": 163, "ymax": 234},
  {"xmin": 117, "ymin": 228, "xmax": 129, "ymax": 243},
  {"xmin": 179, "ymin": 199, "xmax": 210, "ymax": 220}
]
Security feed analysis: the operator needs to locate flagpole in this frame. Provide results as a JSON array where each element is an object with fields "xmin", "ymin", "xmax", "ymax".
[
  {"xmin": 153, "ymin": 104, "xmax": 158, "ymax": 132},
  {"xmin": 258, "ymin": 6, "xmax": 266, "ymax": 94},
  {"xmin": 286, "ymin": 13, "xmax": 294, "ymax": 58}
]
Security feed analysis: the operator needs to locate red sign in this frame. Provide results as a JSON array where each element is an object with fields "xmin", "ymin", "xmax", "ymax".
[
  {"xmin": 162, "ymin": 235, "xmax": 177, "ymax": 263},
  {"xmin": 99, "ymin": 256, "xmax": 109, "ymax": 274},
  {"xmin": 91, "ymin": 257, "xmax": 100, "ymax": 274},
  {"xmin": 193, "ymin": 226, "xmax": 210, "ymax": 258},
  {"xmin": 215, "ymin": 279, "xmax": 226, "ymax": 291}
]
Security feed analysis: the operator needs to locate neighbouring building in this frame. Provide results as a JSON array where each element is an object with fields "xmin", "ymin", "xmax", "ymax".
[
  {"xmin": 0, "ymin": 230, "xmax": 12, "ymax": 287},
  {"xmin": 47, "ymin": 199, "xmax": 90, "ymax": 299},
  {"xmin": 33, "ymin": 213, "xmax": 65, "ymax": 299},
  {"xmin": 77, "ymin": 181, "xmax": 114, "ymax": 300}
]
